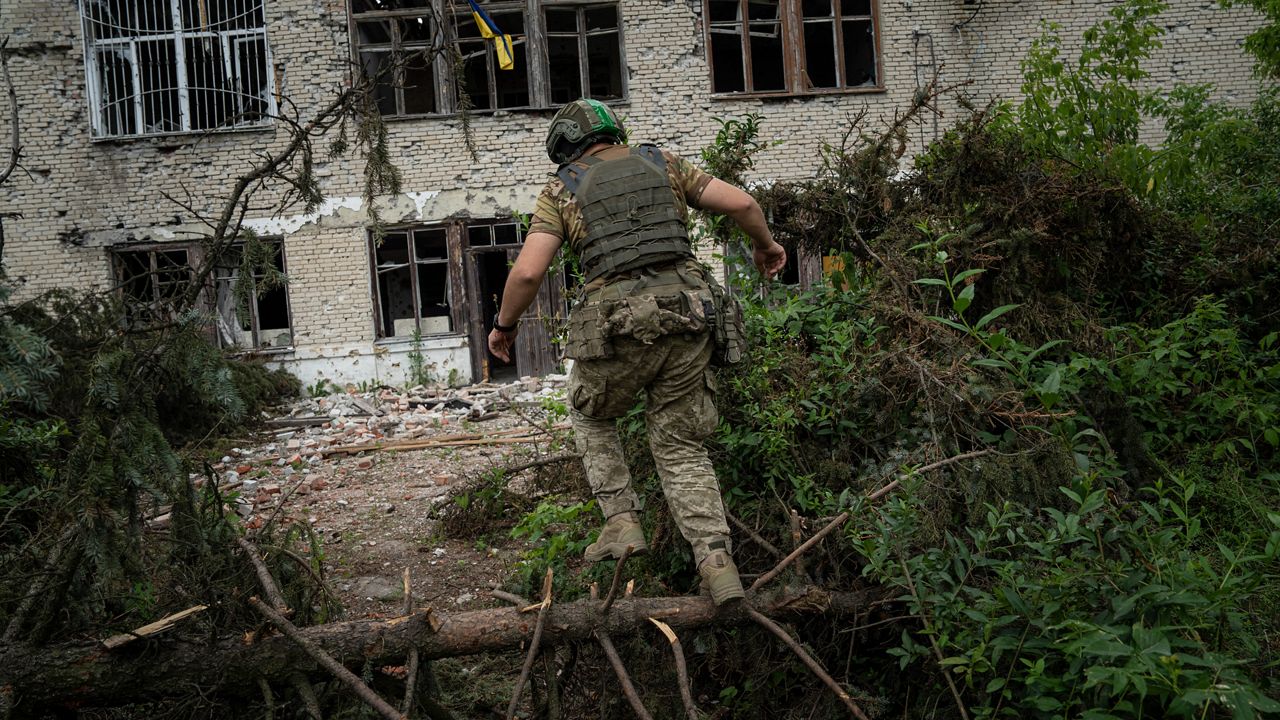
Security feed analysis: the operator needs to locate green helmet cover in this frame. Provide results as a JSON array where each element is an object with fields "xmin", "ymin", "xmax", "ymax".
[{"xmin": 545, "ymin": 99, "xmax": 627, "ymax": 165}]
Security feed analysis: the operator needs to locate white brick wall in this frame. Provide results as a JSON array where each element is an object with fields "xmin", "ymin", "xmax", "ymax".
[{"xmin": 0, "ymin": 0, "xmax": 1263, "ymax": 384}]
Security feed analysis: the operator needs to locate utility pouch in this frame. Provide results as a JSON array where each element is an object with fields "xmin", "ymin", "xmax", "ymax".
[
  {"xmin": 562, "ymin": 302, "xmax": 612, "ymax": 361},
  {"xmin": 707, "ymin": 277, "xmax": 746, "ymax": 366}
]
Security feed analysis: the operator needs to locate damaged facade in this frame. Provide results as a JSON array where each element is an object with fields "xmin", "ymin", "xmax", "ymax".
[{"xmin": 0, "ymin": 0, "xmax": 1263, "ymax": 387}]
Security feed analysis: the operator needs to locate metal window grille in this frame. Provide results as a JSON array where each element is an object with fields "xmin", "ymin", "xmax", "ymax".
[{"xmin": 80, "ymin": 0, "xmax": 276, "ymax": 139}]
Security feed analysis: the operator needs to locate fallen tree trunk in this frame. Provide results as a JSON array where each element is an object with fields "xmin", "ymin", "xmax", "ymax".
[{"xmin": 0, "ymin": 586, "xmax": 871, "ymax": 710}]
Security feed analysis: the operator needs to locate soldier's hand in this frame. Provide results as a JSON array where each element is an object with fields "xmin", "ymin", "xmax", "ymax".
[
  {"xmin": 754, "ymin": 240, "xmax": 787, "ymax": 280},
  {"xmin": 488, "ymin": 327, "xmax": 516, "ymax": 362}
]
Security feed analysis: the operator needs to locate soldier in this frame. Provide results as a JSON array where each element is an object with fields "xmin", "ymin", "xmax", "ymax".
[{"xmin": 488, "ymin": 99, "xmax": 786, "ymax": 605}]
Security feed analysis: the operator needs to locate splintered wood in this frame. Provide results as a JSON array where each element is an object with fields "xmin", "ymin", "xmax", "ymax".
[{"xmin": 101, "ymin": 605, "xmax": 208, "ymax": 649}]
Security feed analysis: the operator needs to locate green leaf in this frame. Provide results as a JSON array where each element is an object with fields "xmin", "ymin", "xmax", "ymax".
[
  {"xmin": 1039, "ymin": 366, "xmax": 1063, "ymax": 395},
  {"xmin": 1027, "ymin": 339, "xmax": 1066, "ymax": 363},
  {"xmin": 972, "ymin": 357, "xmax": 1013, "ymax": 370},
  {"xmin": 927, "ymin": 316, "xmax": 971, "ymax": 334},
  {"xmin": 953, "ymin": 284, "xmax": 976, "ymax": 313},
  {"xmin": 952, "ymin": 268, "xmax": 986, "ymax": 285},
  {"xmin": 975, "ymin": 304, "xmax": 1022, "ymax": 330},
  {"xmin": 912, "ymin": 277, "xmax": 950, "ymax": 287}
]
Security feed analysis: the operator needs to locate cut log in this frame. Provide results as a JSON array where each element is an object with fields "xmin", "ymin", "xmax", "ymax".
[{"xmin": 0, "ymin": 587, "xmax": 870, "ymax": 710}]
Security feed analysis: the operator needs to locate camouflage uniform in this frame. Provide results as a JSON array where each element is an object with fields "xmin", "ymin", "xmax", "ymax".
[{"xmin": 530, "ymin": 145, "xmax": 733, "ymax": 565}]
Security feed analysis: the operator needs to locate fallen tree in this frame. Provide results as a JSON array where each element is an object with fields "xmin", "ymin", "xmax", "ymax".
[{"xmin": 0, "ymin": 585, "xmax": 873, "ymax": 711}]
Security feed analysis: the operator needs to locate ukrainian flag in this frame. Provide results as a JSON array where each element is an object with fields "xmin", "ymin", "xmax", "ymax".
[{"xmin": 466, "ymin": 0, "xmax": 514, "ymax": 71}]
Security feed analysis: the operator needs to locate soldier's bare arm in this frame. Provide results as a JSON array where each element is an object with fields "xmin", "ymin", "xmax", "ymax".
[
  {"xmin": 696, "ymin": 179, "xmax": 786, "ymax": 279},
  {"xmin": 488, "ymin": 231, "xmax": 563, "ymax": 362}
]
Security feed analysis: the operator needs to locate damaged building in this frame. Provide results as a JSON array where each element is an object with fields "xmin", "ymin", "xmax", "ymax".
[{"xmin": 0, "ymin": 0, "xmax": 1263, "ymax": 387}]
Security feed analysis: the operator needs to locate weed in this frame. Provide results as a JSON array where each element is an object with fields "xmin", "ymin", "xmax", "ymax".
[
  {"xmin": 307, "ymin": 377, "xmax": 333, "ymax": 398},
  {"xmin": 508, "ymin": 498, "xmax": 595, "ymax": 597},
  {"xmin": 407, "ymin": 328, "xmax": 433, "ymax": 387}
]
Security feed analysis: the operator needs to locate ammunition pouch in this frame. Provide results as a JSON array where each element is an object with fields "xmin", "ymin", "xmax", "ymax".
[
  {"xmin": 562, "ymin": 289, "xmax": 712, "ymax": 361},
  {"xmin": 563, "ymin": 301, "xmax": 612, "ymax": 361},
  {"xmin": 706, "ymin": 277, "xmax": 745, "ymax": 367}
]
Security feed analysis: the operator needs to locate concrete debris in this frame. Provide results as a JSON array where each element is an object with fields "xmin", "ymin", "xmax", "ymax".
[
  {"xmin": 191, "ymin": 375, "xmax": 568, "ymax": 530},
  {"xmin": 352, "ymin": 576, "xmax": 404, "ymax": 602}
]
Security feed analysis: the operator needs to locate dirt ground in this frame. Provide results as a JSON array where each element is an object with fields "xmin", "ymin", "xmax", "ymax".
[{"xmin": 220, "ymin": 380, "xmax": 577, "ymax": 621}]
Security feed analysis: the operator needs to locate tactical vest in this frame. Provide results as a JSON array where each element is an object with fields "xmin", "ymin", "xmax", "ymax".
[{"xmin": 557, "ymin": 144, "xmax": 694, "ymax": 285}]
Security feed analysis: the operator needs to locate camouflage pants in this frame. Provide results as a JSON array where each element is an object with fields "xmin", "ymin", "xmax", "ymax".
[{"xmin": 567, "ymin": 330, "xmax": 732, "ymax": 566}]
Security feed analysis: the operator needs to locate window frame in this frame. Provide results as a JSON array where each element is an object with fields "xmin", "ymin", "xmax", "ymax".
[
  {"xmin": 369, "ymin": 224, "xmax": 468, "ymax": 340},
  {"xmin": 348, "ymin": 0, "xmax": 628, "ymax": 118},
  {"xmin": 111, "ymin": 239, "xmax": 295, "ymax": 351},
  {"xmin": 79, "ymin": 0, "xmax": 278, "ymax": 140},
  {"xmin": 702, "ymin": 0, "xmax": 883, "ymax": 98},
  {"xmin": 112, "ymin": 243, "xmax": 200, "ymax": 324},
  {"xmin": 542, "ymin": 3, "xmax": 628, "ymax": 106},
  {"xmin": 212, "ymin": 239, "xmax": 294, "ymax": 351}
]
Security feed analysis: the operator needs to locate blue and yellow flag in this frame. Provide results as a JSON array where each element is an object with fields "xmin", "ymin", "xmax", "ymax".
[{"xmin": 466, "ymin": 0, "xmax": 514, "ymax": 71}]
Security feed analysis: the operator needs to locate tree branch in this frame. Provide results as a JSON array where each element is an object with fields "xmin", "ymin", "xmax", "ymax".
[
  {"xmin": 506, "ymin": 568, "xmax": 552, "ymax": 720},
  {"xmin": 596, "ymin": 630, "xmax": 654, "ymax": 720},
  {"xmin": 601, "ymin": 545, "xmax": 635, "ymax": 615},
  {"xmin": 648, "ymin": 619, "xmax": 698, "ymax": 720},
  {"xmin": 746, "ymin": 606, "xmax": 869, "ymax": 720},
  {"xmin": 0, "ymin": 38, "xmax": 20, "ymax": 187},
  {"xmin": 248, "ymin": 597, "xmax": 405, "ymax": 720}
]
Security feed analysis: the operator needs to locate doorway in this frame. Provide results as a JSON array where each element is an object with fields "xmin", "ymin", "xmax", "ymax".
[
  {"xmin": 463, "ymin": 220, "xmax": 566, "ymax": 383},
  {"xmin": 473, "ymin": 248, "xmax": 520, "ymax": 383}
]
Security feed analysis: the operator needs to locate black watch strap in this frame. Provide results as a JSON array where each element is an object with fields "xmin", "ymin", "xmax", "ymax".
[{"xmin": 493, "ymin": 313, "xmax": 518, "ymax": 332}]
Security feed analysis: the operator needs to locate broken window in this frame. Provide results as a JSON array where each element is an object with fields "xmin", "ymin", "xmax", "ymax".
[
  {"xmin": 354, "ymin": 2, "xmax": 442, "ymax": 115},
  {"xmin": 213, "ymin": 240, "xmax": 293, "ymax": 350},
  {"xmin": 113, "ymin": 241, "xmax": 293, "ymax": 348},
  {"xmin": 466, "ymin": 220, "xmax": 523, "ymax": 248},
  {"xmin": 114, "ymin": 245, "xmax": 196, "ymax": 324},
  {"xmin": 454, "ymin": 8, "xmax": 530, "ymax": 110},
  {"xmin": 351, "ymin": 0, "xmax": 625, "ymax": 116},
  {"xmin": 706, "ymin": 0, "xmax": 879, "ymax": 95},
  {"xmin": 80, "ymin": 0, "xmax": 275, "ymax": 139},
  {"xmin": 372, "ymin": 227, "xmax": 457, "ymax": 338},
  {"xmin": 545, "ymin": 4, "xmax": 625, "ymax": 105}
]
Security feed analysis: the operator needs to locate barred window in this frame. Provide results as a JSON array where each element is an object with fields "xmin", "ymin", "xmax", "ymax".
[{"xmin": 80, "ymin": 0, "xmax": 276, "ymax": 139}]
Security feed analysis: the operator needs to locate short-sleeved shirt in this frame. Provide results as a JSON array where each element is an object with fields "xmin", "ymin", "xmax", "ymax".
[{"xmin": 528, "ymin": 144, "xmax": 715, "ymax": 257}]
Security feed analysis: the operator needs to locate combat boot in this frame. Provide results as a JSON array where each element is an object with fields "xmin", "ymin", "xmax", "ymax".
[
  {"xmin": 583, "ymin": 512, "xmax": 648, "ymax": 562},
  {"xmin": 698, "ymin": 549, "xmax": 746, "ymax": 606}
]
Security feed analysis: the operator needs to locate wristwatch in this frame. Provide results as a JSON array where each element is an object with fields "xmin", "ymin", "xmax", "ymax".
[{"xmin": 493, "ymin": 313, "xmax": 518, "ymax": 333}]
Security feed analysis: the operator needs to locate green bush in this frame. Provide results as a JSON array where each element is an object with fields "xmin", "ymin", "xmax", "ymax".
[{"xmin": 856, "ymin": 469, "xmax": 1280, "ymax": 719}]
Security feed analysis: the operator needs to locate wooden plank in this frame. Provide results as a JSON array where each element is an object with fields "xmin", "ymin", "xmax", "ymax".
[
  {"xmin": 264, "ymin": 416, "xmax": 332, "ymax": 429},
  {"xmin": 321, "ymin": 422, "xmax": 569, "ymax": 457},
  {"xmin": 464, "ymin": 242, "xmax": 487, "ymax": 382}
]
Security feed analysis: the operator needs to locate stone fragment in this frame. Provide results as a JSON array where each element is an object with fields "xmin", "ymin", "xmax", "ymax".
[{"xmin": 352, "ymin": 576, "xmax": 402, "ymax": 602}]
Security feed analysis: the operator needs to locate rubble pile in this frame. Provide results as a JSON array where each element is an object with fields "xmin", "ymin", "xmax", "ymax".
[{"xmin": 194, "ymin": 375, "xmax": 569, "ymax": 527}]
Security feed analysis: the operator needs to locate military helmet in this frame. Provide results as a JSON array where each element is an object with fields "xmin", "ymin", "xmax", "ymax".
[{"xmin": 545, "ymin": 99, "xmax": 627, "ymax": 165}]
